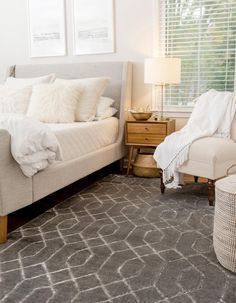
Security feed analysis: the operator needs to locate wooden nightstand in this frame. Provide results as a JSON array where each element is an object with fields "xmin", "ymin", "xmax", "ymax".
[{"xmin": 125, "ymin": 119, "xmax": 175, "ymax": 175}]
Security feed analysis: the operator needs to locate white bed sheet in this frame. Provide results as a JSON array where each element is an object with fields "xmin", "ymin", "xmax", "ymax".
[{"xmin": 47, "ymin": 117, "xmax": 119, "ymax": 161}]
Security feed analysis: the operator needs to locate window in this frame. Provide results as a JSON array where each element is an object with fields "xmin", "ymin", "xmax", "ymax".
[{"xmin": 160, "ymin": 0, "xmax": 236, "ymax": 107}]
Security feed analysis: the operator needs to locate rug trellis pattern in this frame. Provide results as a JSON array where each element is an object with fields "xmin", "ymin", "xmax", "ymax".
[{"xmin": 0, "ymin": 175, "xmax": 236, "ymax": 303}]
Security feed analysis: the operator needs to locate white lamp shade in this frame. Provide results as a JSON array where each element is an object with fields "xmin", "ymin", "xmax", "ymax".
[{"xmin": 144, "ymin": 57, "xmax": 181, "ymax": 85}]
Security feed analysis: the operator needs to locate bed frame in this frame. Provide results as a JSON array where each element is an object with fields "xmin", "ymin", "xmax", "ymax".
[{"xmin": 0, "ymin": 62, "xmax": 132, "ymax": 243}]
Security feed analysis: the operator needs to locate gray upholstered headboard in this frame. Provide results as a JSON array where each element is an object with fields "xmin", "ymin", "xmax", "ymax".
[{"xmin": 7, "ymin": 62, "xmax": 132, "ymax": 117}]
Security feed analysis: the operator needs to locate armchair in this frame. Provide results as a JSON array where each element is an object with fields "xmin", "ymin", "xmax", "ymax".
[{"xmin": 160, "ymin": 117, "xmax": 236, "ymax": 206}]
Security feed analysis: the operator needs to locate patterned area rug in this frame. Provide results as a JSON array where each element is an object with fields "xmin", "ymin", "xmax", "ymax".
[{"xmin": 0, "ymin": 175, "xmax": 236, "ymax": 303}]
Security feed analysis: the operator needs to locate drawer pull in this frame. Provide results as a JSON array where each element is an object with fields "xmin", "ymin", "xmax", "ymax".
[
  {"xmin": 145, "ymin": 127, "xmax": 149, "ymax": 131},
  {"xmin": 145, "ymin": 137, "xmax": 149, "ymax": 141}
]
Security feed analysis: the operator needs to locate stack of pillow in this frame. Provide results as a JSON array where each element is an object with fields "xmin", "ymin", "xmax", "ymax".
[{"xmin": 0, "ymin": 74, "xmax": 117, "ymax": 123}]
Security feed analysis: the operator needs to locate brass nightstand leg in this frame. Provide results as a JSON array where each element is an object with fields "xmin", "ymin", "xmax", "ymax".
[{"xmin": 127, "ymin": 146, "xmax": 134, "ymax": 175}]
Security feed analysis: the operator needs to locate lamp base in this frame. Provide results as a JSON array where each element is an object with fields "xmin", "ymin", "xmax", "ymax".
[
  {"xmin": 159, "ymin": 116, "xmax": 170, "ymax": 121},
  {"xmin": 158, "ymin": 117, "xmax": 170, "ymax": 122},
  {"xmin": 152, "ymin": 112, "xmax": 169, "ymax": 122}
]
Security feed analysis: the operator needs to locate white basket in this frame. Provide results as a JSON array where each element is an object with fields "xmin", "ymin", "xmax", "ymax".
[{"xmin": 214, "ymin": 176, "xmax": 236, "ymax": 272}]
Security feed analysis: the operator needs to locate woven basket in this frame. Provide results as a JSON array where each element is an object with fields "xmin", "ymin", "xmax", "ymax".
[
  {"xmin": 133, "ymin": 153, "xmax": 160, "ymax": 178},
  {"xmin": 214, "ymin": 176, "xmax": 236, "ymax": 273}
]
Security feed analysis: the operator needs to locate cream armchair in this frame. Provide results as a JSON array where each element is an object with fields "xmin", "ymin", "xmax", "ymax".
[{"xmin": 160, "ymin": 117, "xmax": 236, "ymax": 206}]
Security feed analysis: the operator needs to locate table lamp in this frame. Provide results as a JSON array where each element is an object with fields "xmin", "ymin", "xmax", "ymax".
[{"xmin": 144, "ymin": 57, "xmax": 181, "ymax": 120}]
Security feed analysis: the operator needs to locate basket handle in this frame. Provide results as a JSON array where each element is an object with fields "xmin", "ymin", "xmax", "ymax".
[{"xmin": 226, "ymin": 164, "xmax": 236, "ymax": 176}]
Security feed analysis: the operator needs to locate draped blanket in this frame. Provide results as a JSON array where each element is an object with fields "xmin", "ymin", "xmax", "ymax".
[
  {"xmin": 154, "ymin": 89, "xmax": 236, "ymax": 188},
  {"xmin": 0, "ymin": 114, "xmax": 62, "ymax": 177}
]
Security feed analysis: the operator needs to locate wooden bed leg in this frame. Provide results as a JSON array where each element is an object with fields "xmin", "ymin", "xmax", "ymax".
[
  {"xmin": 0, "ymin": 215, "xmax": 8, "ymax": 244},
  {"xmin": 160, "ymin": 169, "xmax": 165, "ymax": 194},
  {"xmin": 194, "ymin": 176, "xmax": 199, "ymax": 183},
  {"xmin": 208, "ymin": 179, "xmax": 215, "ymax": 206}
]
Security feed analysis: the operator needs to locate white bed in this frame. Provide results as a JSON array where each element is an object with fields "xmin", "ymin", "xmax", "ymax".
[{"xmin": 0, "ymin": 61, "xmax": 132, "ymax": 243}]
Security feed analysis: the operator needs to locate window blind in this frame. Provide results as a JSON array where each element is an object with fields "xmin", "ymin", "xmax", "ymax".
[{"xmin": 160, "ymin": 0, "xmax": 236, "ymax": 107}]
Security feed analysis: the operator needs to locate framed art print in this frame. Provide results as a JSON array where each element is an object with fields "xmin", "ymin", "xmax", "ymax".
[
  {"xmin": 73, "ymin": 0, "xmax": 114, "ymax": 55},
  {"xmin": 28, "ymin": 0, "xmax": 66, "ymax": 57}
]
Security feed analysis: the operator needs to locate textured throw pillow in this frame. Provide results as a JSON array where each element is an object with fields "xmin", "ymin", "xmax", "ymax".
[
  {"xmin": 96, "ymin": 96, "xmax": 115, "ymax": 117},
  {"xmin": 5, "ymin": 74, "xmax": 56, "ymax": 89},
  {"xmin": 0, "ymin": 85, "xmax": 32, "ymax": 114},
  {"xmin": 27, "ymin": 84, "xmax": 83, "ymax": 123},
  {"xmin": 95, "ymin": 107, "xmax": 118, "ymax": 120},
  {"xmin": 55, "ymin": 77, "xmax": 110, "ymax": 122}
]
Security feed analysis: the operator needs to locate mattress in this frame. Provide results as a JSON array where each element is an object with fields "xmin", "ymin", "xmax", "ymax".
[{"xmin": 47, "ymin": 117, "xmax": 119, "ymax": 161}]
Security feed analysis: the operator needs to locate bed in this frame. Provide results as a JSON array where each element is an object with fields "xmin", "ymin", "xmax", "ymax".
[{"xmin": 0, "ymin": 61, "xmax": 132, "ymax": 243}]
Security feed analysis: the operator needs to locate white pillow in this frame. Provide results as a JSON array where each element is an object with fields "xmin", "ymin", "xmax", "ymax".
[
  {"xmin": 55, "ymin": 77, "xmax": 110, "ymax": 122},
  {"xmin": 27, "ymin": 83, "xmax": 83, "ymax": 123},
  {"xmin": 96, "ymin": 96, "xmax": 115, "ymax": 117},
  {"xmin": 95, "ymin": 107, "xmax": 118, "ymax": 120},
  {"xmin": 0, "ymin": 85, "xmax": 32, "ymax": 114},
  {"xmin": 5, "ymin": 74, "xmax": 56, "ymax": 89}
]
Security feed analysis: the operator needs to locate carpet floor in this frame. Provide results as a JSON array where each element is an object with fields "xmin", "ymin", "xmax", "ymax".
[{"xmin": 0, "ymin": 175, "xmax": 236, "ymax": 303}]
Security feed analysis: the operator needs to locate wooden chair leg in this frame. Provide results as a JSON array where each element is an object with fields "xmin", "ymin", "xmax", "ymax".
[
  {"xmin": 194, "ymin": 176, "xmax": 199, "ymax": 183},
  {"xmin": 0, "ymin": 215, "xmax": 8, "ymax": 244},
  {"xmin": 160, "ymin": 169, "xmax": 165, "ymax": 194},
  {"xmin": 208, "ymin": 179, "xmax": 215, "ymax": 206}
]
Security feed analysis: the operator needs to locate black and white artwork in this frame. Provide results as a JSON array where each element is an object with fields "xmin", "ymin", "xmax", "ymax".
[
  {"xmin": 73, "ymin": 0, "xmax": 114, "ymax": 55},
  {"xmin": 28, "ymin": 0, "xmax": 66, "ymax": 57}
]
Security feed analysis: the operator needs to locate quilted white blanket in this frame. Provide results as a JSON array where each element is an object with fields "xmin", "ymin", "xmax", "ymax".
[
  {"xmin": 0, "ymin": 114, "xmax": 62, "ymax": 177},
  {"xmin": 154, "ymin": 89, "xmax": 236, "ymax": 188}
]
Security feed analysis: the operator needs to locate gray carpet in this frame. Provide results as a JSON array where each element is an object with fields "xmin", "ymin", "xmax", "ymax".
[{"xmin": 0, "ymin": 175, "xmax": 236, "ymax": 303}]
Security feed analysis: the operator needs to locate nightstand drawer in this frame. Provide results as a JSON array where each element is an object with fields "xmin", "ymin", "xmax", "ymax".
[
  {"xmin": 127, "ymin": 133, "xmax": 166, "ymax": 145},
  {"xmin": 127, "ymin": 123, "xmax": 166, "ymax": 135}
]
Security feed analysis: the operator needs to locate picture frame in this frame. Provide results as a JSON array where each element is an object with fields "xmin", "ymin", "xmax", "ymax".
[
  {"xmin": 28, "ymin": 0, "xmax": 66, "ymax": 58},
  {"xmin": 73, "ymin": 0, "xmax": 115, "ymax": 55}
]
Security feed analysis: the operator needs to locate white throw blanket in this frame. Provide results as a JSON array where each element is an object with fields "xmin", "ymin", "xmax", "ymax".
[
  {"xmin": 154, "ymin": 89, "xmax": 236, "ymax": 188},
  {"xmin": 0, "ymin": 114, "xmax": 62, "ymax": 177}
]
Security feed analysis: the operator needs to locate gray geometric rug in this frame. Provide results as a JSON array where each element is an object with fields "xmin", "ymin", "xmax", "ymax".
[{"xmin": 0, "ymin": 175, "xmax": 236, "ymax": 303}]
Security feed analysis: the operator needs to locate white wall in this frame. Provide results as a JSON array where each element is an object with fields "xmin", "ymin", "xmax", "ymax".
[{"xmin": 0, "ymin": 0, "xmax": 155, "ymax": 108}]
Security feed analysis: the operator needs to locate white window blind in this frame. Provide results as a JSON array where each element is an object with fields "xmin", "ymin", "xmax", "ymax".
[{"xmin": 160, "ymin": 0, "xmax": 236, "ymax": 107}]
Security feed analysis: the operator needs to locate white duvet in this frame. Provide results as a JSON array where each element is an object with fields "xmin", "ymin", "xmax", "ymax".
[
  {"xmin": 47, "ymin": 117, "xmax": 119, "ymax": 161},
  {"xmin": 0, "ymin": 114, "xmax": 62, "ymax": 177}
]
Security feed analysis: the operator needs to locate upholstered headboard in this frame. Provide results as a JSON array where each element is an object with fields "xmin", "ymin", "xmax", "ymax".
[{"xmin": 7, "ymin": 62, "xmax": 132, "ymax": 118}]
